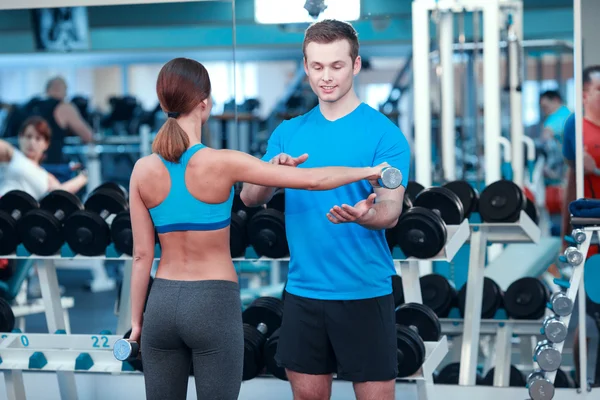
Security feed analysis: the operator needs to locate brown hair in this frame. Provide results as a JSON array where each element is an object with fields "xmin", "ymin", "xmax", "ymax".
[
  {"xmin": 152, "ymin": 58, "xmax": 211, "ymax": 162},
  {"xmin": 19, "ymin": 116, "xmax": 51, "ymax": 142},
  {"xmin": 302, "ymin": 19, "xmax": 359, "ymax": 62}
]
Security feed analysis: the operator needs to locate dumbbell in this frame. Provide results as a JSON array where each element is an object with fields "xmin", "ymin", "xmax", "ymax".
[
  {"xmin": 378, "ymin": 167, "xmax": 403, "ymax": 189},
  {"xmin": 0, "ymin": 297, "xmax": 15, "ymax": 332},
  {"xmin": 395, "ymin": 303, "xmax": 441, "ymax": 377},
  {"xmin": 110, "ymin": 211, "xmax": 134, "ymax": 255},
  {"xmin": 419, "ymin": 274, "xmax": 457, "ymax": 318},
  {"xmin": 503, "ymin": 277, "xmax": 549, "ymax": 320},
  {"xmin": 442, "ymin": 180, "xmax": 479, "ymax": 220},
  {"xmin": 478, "ymin": 179, "xmax": 538, "ymax": 224},
  {"xmin": 561, "ymin": 246, "xmax": 583, "ymax": 266},
  {"xmin": 113, "ymin": 328, "xmax": 143, "ymax": 372},
  {"xmin": 434, "ymin": 362, "xmax": 484, "ymax": 385},
  {"xmin": 231, "ymin": 190, "xmax": 262, "ymax": 258},
  {"xmin": 63, "ymin": 183, "xmax": 129, "ymax": 256},
  {"xmin": 391, "ymin": 186, "xmax": 466, "ymax": 259},
  {"xmin": 0, "ymin": 190, "xmax": 39, "ymax": 255},
  {"xmin": 405, "ymin": 181, "xmax": 425, "ymax": 203},
  {"xmin": 570, "ymin": 228, "xmax": 586, "ymax": 244},
  {"xmin": 242, "ymin": 296, "xmax": 284, "ymax": 381},
  {"xmin": 548, "ymin": 291, "xmax": 573, "ymax": 317},
  {"xmin": 541, "ymin": 315, "xmax": 568, "ymax": 343},
  {"xmin": 457, "ymin": 277, "xmax": 504, "ymax": 319},
  {"xmin": 481, "ymin": 365, "xmax": 526, "ymax": 387},
  {"xmin": 533, "ymin": 340, "xmax": 562, "ymax": 372},
  {"xmin": 527, "ymin": 370, "xmax": 555, "ymax": 400},
  {"xmin": 385, "ymin": 191, "xmax": 413, "ymax": 251},
  {"xmin": 247, "ymin": 190, "xmax": 288, "ymax": 258},
  {"xmin": 18, "ymin": 190, "xmax": 84, "ymax": 256}
]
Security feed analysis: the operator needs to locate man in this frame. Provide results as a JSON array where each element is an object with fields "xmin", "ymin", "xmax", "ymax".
[
  {"xmin": 30, "ymin": 76, "xmax": 94, "ymax": 164},
  {"xmin": 539, "ymin": 90, "xmax": 571, "ymax": 182},
  {"xmin": 241, "ymin": 19, "xmax": 409, "ymax": 400}
]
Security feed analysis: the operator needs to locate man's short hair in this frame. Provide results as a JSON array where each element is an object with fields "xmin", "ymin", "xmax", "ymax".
[
  {"xmin": 303, "ymin": 19, "xmax": 359, "ymax": 62},
  {"xmin": 540, "ymin": 90, "xmax": 562, "ymax": 102},
  {"xmin": 583, "ymin": 65, "xmax": 600, "ymax": 90},
  {"xmin": 45, "ymin": 76, "xmax": 66, "ymax": 93}
]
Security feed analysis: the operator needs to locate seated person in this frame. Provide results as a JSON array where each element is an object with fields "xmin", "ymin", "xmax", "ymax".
[{"xmin": 0, "ymin": 116, "xmax": 88, "ymax": 199}]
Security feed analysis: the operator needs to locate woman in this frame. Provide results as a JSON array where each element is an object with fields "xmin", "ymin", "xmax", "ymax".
[
  {"xmin": 128, "ymin": 57, "xmax": 388, "ymax": 400},
  {"xmin": 0, "ymin": 116, "xmax": 88, "ymax": 199}
]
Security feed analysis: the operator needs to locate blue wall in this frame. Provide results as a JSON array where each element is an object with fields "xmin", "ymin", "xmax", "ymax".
[{"xmin": 0, "ymin": 0, "xmax": 575, "ymax": 55}]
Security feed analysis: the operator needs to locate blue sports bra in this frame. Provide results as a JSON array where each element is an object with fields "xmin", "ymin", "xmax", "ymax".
[{"xmin": 149, "ymin": 143, "xmax": 234, "ymax": 233}]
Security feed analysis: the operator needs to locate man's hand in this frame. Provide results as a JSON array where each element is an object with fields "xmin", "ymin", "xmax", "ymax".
[
  {"xmin": 327, "ymin": 193, "xmax": 377, "ymax": 224},
  {"xmin": 270, "ymin": 153, "xmax": 309, "ymax": 167}
]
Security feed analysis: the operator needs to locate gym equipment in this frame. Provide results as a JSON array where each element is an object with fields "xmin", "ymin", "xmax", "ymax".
[
  {"xmin": 242, "ymin": 296, "xmax": 284, "ymax": 380},
  {"xmin": 503, "ymin": 277, "xmax": 549, "ymax": 320},
  {"xmin": 247, "ymin": 190, "xmax": 288, "ymax": 258},
  {"xmin": 527, "ymin": 370, "xmax": 555, "ymax": 400},
  {"xmin": 230, "ymin": 190, "xmax": 261, "ymax": 258},
  {"xmin": 541, "ymin": 315, "xmax": 568, "ymax": 343},
  {"xmin": 413, "ymin": 187, "xmax": 465, "ymax": 225},
  {"xmin": 548, "ymin": 291, "xmax": 574, "ymax": 317},
  {"xmin": 419, "ymin": 274, "xmax": 456, "ymax": 318},
  {"xmin": 478, "ymin": 180, "xmax": 528, "ymax": 223},
  {"xmin": 391, "ymin": 275, "xmax": 405, "ymax": 308},
  {"xmin": 481, "ymin": 365, "xmax": 526, "ymax": 386},
  {"xmin": 525, "ymin": 197, "xmax": 540, "ymax": 225},
  {"xmin": 563, "ymin": 246, "xmax": 583, "ymax": 266},
  {"xmin": 384, "ymin": 193, "xmax": 413, "ymax": 250},
  {"xmin": 434, "ymin": 362, "xmax": 484, "ymax": 385},
  {"xmin": 571, "ymin": 228, "xmax": 586, "ymax": 244},
  {"xmin": 113, "ymin": 329, "xmax": 143, "ymax": 372},
  {"xmin": 263, "ymin": 328, "xmax": 287, "ymax": 381},
  {"xmin": 378, "ymin": 167, "xmax": 403, "ymax": 189},
  {"xmin": 63, "ymin": 183, "xmax": 129, "ymax": 256},
  {"xmin": 442, "ymin": 180, "xmax": 479, "ymax": 219},
  {"xmin": 405, "ymin": 181, "xmax": 425, "ymax": 202},
  {"xmin": 110, "ymin": 212, "xmax": 133, "ymax": 255},
  {"xmin": 0, "ymin": 190, "xmax": 39, "ymax": 255},
  {"xmin": 457, "ymin": 277, "xmax": 504, "ymax": 319},
  {"xmin": 18, "ymin": 190, "xmax": 84, "ymax": 256},
  {"xmin": 554, "ymin": 368, "xmax": 574, "ymax": 388},
  {"xmin": 0, "ymin": 297, "xmax": 15, "ymax": 332},
  {"xmin": 395, "ymin": 303, "xmax": 441, "ymax": 377},
  {"xmin": 534, "ymin": 340, "xmax": 562, "ymax": 372}
]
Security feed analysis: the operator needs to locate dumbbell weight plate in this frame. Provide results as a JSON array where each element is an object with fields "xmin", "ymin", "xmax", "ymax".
[
  {"xmin": 481, "ymin": 365, "xmax": 526, "ymax": 387},
  {"xmin": 396, "ymin": 324, "xmax": 426, "ymax": 378},
  {"xmin": 504, "ymin": 277, "xmax": 549, "ymax": 320},
  {"xmin": 478, "ymin": 180, "xmax": 527, "ymax": 223},
  {"xmin": 242, "ymin": 297, "xmax": 284, "ymax": 338},
  {"xmin": 394, "ymin": 207, "xmax": 447, "ymax": 259},
  {"xmin": 554, "ymin": 368, "xmax": 574, "ymax": 388},
  {"xmin": 0, "ymin": 191, "xmax": 39, "ymax": 255},
  {"xmin": 413, "ymin": 187, "xmax": 465, "ymax": 225},
  {"xmin": 442, "ymin": 180, "xmax": 479, "ymax": 219},
  {"xmin": 243, "ymin": 323, "xmax": 267, "ymax": 381},
  {"xmin": 92, "ymin": 182, "xmax": 129, "ymax": 201},
  {"xmin": 0, "ymin": 297, "xmax": 15, "ymax": 332},
  {"xmin": 18, "ymin": 190, "xmax": 84, "ymax": 256},
  {"xmin": 434, "ymin": 362, "xmax": 484, "ymax": 385},
  {"xmin": 525, "ymin": 197, "xmax": 540, "ymax": 225},
  {"xmin": 457, "ymin": 277, "xmax": 504, "ymax": 319},
  {"xmin": 267, "ymin": 190, "xmax": 285, "ymax": 213},
  {"xmin": 263, "ymin": 328, "xmax": 287, "ymax": 381},
  {"xmin": 406, "ymin": 181, "xmax": 425, "ymax": 203},
  {"xmin": 419, "ymin": 274, "xmax": 456, "ymax": 318},
  {"xmin": 123, "ymin": 329, "xmax": 143, "ymax": 372},
  {"xmin": 110, "ymin": 211, "xmax": 133, "ymax": 255},
  {"xmin": 395, "ymin": 302, "xmax": 442, "ymax": 342},
  {"xmin": 230, "ymin": 212, "xmax": 248, "ymax": 257},
  {"xmin": 247, "ymin": 209, "xmax": 288, "ymax": 259}
]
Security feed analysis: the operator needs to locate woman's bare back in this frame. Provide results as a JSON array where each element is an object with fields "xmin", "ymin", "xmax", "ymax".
[{"xmin": 134, "ymin": 147, "xmax": 239, "ymax": 282}]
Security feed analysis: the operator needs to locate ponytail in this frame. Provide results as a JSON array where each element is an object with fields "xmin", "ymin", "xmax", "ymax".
[{"xmin": 152, "ymin": 118, "xmax": 189, "ymax": 163}]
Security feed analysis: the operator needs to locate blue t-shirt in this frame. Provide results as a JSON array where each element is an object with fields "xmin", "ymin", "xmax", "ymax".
[
  {"xmin": 562, "ymin": 113, "xmax": 576, "ymax": 161},
  {"xmin": 544, "ymin": 105, "xmax": 571, "ymax": 144},
  {"xmin": 262, "ymin": 103, "xmax": 411, "ymax": 300}
]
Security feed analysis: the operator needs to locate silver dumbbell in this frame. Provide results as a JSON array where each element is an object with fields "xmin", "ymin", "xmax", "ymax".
[
  {"xmin": 548, "ymin": 291, "xmax": 574, "ymax": 317},
  {"xmin": 527, "ymin": 371, "xmax": 555, "ymax": 400},
  {"xmin": 534, "ymin": 340, "xmax": 562, "ymax": 372},
  {"xmin": 564, "ymin": 246, "xmax": 583, "ymax": 266},
  {"xmin": 541, "ymin": 315, "xmax": 568, "ymax": 343},
  {"xmin": 571, "ymin": 229, "xmax": 586, "ymax": 244}
]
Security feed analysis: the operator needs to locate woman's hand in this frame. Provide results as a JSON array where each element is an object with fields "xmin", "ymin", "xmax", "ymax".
[{"xmin": 129, "ymin": 324, "xmax": 142, "ymax": 343}]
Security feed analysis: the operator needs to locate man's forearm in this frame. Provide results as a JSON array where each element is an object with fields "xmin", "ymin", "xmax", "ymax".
[
  {"xmin": 356, "ymin": 200, "xmax": 401, "ymax": 230},
  {"xmin": 240, "ymin": 183, "xmax": 277, "ymax": 207}
]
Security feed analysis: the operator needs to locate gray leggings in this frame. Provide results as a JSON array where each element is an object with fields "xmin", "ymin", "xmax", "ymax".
[{"xmin": 141, "ymin": 278, "xmax": 244, "ymax": 400}]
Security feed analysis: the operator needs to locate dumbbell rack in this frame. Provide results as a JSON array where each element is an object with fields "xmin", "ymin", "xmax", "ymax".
[{"xmin": 395, "ymin": 218, "xmax": 470, "ymax": 399}]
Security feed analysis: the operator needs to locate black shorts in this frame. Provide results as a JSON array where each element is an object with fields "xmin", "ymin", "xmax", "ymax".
[{"xmin": 275, "ymin": 291, "xmax": 398, "ymax": 382}]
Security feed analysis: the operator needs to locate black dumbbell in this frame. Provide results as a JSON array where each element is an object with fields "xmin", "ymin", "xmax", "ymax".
[
  {"xmin": 242, "ymin": 296, "xmax": 284, "ymax": 381},
  {"xmin": 405, "ymin": 181, "xmax": 425, "ymax": 203},
  {"xmin": 18, "ymin": 190, "xmax": 84, "ymax": 256},
  {"xmin": 0, "ymin": 190, "xmax": 39, "ymax": 255},
  {"xmin": 481, "ymin": 365, "xmax": 526, "ymax": 386},
  {"xmin": 434, "ymin": 362, "xmax": 484, "ymax": 385},
  {"xmin": 478, "ymin": 179, "xmax": 538, "ymax": 224},
  {"xmin": 63, "ymin": 183, "xmax": 129, "ymax": 256},
  {"xmin": 457, "ymin": 277, "xmax": 504, "ymax": 319},
  {"xmin": 231, "ymin": 190, "xmax": 262, "ymax": 258},
  {"xmin": 0, "ymin": 297, "xmax": 15, "ymax": 332},
  {"xmin": 442, "ymin": 180, "xmax": 479, "ymax": 220},
  {"xmin": 419, "ymin": 274, "xmax": 457, "ymax": 318},
  {"xmin": 395, "ymin": 303, "xmax": 441, "ymax": 377},
  {"xmin": 247, "ymin": 190, "xmax": 288, "ymax": 258},
  {"xmin": 503, "ymin": 277, "xmax": 550, "ymax": 320},
  {"xmin": 390, "ymin": 186, "xmax": 466, "ymax": 259}
]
